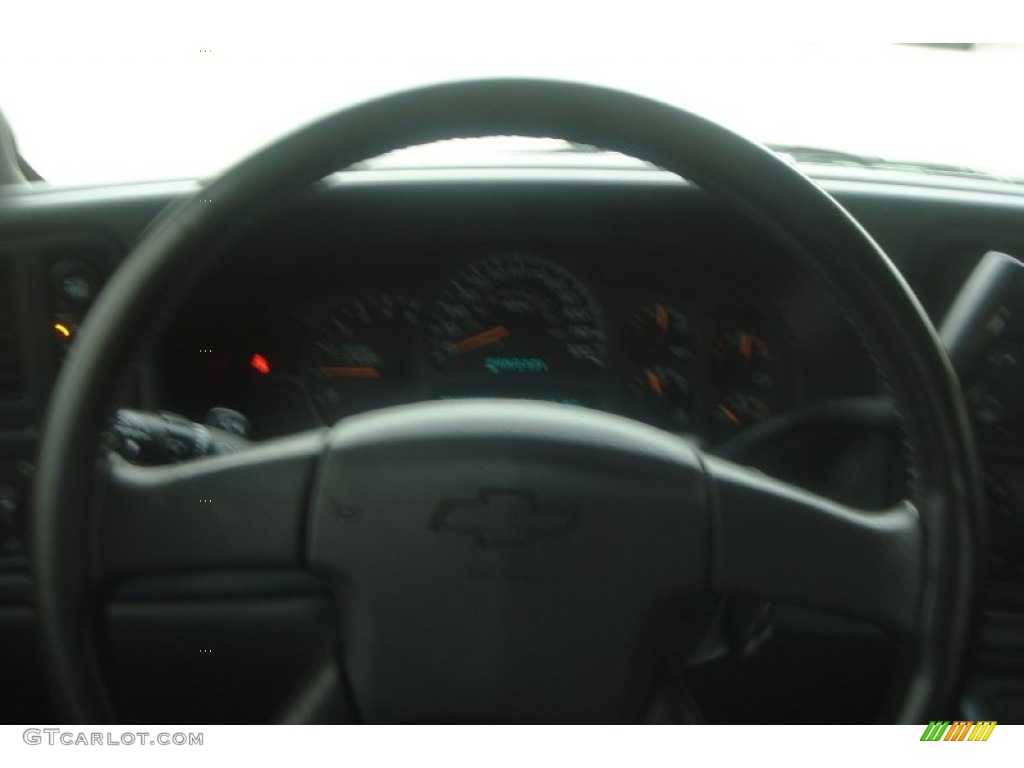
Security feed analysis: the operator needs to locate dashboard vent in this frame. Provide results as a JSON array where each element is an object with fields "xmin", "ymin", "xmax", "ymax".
[{"xmin": 0, "ymin": 263, "xmax": 24, "ymax": 400}]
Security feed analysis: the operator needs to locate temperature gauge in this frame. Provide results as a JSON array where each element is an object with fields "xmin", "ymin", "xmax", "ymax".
[{"xmin": 626, "ymin": 364, "xmax": 695, "ymax": 432}]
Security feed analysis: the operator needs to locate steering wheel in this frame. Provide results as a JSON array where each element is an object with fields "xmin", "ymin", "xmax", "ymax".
[{"xmin": 32, "ymin": 79, "xmax": 980, "ymax": 724}]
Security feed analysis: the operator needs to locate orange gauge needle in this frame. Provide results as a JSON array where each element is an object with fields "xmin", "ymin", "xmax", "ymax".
[
  {"xmin": 318, "ymin": 366, "xmax": 381, "ymax": 379},
  {"xmin": 645, "ymin": 369, "xmax": 664, "ymax": 397},
  {"xmin": 738, "ymin": 333, "xmax": 753, "ymax": 361},
  {"xmin": 718, "ymin": 404, "xmax": 741, "ymax": 426},
  {"xmin": 452, "ymin": 325, "xmax": 510, "ymax": 355},
  {"xmin": 655, "ymin": 304, "xmax": 669, "ymax": 332}
]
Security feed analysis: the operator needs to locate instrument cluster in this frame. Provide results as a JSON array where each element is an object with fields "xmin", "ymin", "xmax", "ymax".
[{"xmin": 287, "ymin": 251, "xmax": 796, "ymax": 446}]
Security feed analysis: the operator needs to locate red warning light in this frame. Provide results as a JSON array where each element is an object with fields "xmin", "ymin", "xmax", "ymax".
[{"xmin": 250, "ymin": 353, "xmax": 271, "ymax": 375}]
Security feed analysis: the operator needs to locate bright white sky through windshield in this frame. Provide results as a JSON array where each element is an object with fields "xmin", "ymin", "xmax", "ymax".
[{"xmin": 2, "ymin": 3, "xmax": 1023, "ymax": 185}]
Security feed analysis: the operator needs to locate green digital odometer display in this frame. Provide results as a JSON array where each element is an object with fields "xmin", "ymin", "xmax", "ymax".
[{"xmin": 483, "ymin": 356, "xmax": 550, "ymax": 375}]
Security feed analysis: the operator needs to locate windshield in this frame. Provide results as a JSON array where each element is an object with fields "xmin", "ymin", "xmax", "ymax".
[{"xmin": 2, "ymin": 15, "xmax": 1022, "ymax": 185}]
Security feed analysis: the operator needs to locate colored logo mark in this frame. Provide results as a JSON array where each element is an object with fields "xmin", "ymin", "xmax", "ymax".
[{"xmin": 920, "ymin": 720, "xmax": 997, "ymax": 741}]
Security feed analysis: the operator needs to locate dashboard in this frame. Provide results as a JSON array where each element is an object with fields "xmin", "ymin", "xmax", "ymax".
[
  {"xmin": 159, "ymin": 247, "xmax": 800, "ymax": 448},
  {"xmin": 3, "ymin": 161, "xmax": 1024, "ymax": 723}
]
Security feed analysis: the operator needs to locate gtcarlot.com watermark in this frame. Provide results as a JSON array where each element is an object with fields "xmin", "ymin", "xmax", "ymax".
[{"xmin": 23, "ymin": 728, "xmax": 203, "ymax": 746}]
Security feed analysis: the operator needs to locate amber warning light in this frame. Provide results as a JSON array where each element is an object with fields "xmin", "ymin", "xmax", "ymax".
[{"xmin": 249, "ymin": 353, "xmax": 271, "ymax": 375}]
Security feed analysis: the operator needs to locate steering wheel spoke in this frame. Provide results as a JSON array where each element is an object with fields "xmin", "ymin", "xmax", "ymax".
[
  {"xmin": 97, "ymin": 430, "xmax": 325, "ymax": 583},
  {"xmin": 706, "ymin": 455, "xmax": 922, "ymax": 637},
  {"xmin": 272, "ymin": 648, "xmax": 357, "ymax": 724}
]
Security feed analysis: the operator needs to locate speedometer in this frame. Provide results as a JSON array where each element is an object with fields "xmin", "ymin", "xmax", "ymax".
[{"xmin": 428, "ymin": 254, "xmax": 607, "ymax": 376}]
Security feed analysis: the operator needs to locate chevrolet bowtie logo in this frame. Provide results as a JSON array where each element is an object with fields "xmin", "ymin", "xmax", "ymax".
[{"xmin": 430, "ymin": 489, "xmax": 578, "ymax": 547}]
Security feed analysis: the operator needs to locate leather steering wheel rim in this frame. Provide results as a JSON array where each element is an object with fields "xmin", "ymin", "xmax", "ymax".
[{"xmin": 32, "ymin": 78, "xmax": 981, "ymax": 723}]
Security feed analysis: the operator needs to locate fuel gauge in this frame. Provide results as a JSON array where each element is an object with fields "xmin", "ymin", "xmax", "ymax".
[{"xmin": 627, "ymin": 302, "xmax": 694, "ymax": 364}]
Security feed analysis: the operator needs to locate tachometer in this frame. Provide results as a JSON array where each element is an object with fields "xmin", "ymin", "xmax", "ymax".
[
  {"xmin": 305, "ymin": 294, "xmax": 420, "ymax": 423},
  {"xmin": 428, "ymin": 254, "xmax": 607, "ymax": 375}
]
